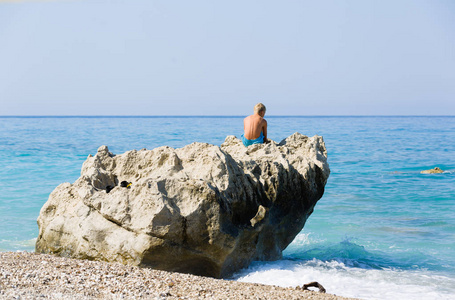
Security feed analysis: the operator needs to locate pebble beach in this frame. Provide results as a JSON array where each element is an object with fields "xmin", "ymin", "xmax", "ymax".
[{"xmin": 0, "ymin": 252, "xmax": 355, "ymax": 299}]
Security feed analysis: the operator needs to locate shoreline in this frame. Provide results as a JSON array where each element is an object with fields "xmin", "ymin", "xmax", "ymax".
[{"xmin": 0, "ymin": 252, "xmax": 356, "ymax": 299}]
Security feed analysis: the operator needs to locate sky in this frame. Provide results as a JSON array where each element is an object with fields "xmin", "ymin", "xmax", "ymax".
[{"xmin": 0, "ymin": 0, "xmax": 454, "ymax": 116}]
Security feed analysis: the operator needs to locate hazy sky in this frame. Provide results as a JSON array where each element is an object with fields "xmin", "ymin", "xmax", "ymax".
[{"xmin": 1, "ymin": 0, "xmax": 454, "ymax": 115}]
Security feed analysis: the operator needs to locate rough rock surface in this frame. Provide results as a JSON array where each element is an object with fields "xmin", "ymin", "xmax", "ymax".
[{"xmin": 36, "ymin": 133, "xmax": 330, "ymax": 278}]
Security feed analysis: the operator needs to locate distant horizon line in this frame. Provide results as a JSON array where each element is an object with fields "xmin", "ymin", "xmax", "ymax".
[{"xmin": 0, "ymin": 115, "xmax": 454, "ymax": 118}]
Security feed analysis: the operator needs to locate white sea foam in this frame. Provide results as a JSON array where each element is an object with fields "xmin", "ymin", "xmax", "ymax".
[
  {"xmin": 0, "ymin": 238, "xmax": 36, "ymax": 252},
  {"xmin": 284, "ymin": 232, "xmax": 326, "ymax": 251},
  {"xmin": 234, "ymin": 259, "xmax": 455, "ymax": 300}
]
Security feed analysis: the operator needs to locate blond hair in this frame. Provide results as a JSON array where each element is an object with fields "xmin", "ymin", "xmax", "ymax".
[{"xmin": 254, "ymin": 103, "xmax": 266, "ymax": 114}]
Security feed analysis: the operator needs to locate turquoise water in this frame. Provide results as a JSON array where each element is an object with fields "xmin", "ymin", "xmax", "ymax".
[{"xmin": 1, "ymin": 116, "xmax": 454, "ymax": 299}]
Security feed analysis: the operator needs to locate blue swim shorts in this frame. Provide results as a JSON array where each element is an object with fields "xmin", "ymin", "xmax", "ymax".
[{"xmin": 241, "ymin": 132, "xmax": 264, "ymax": 147}]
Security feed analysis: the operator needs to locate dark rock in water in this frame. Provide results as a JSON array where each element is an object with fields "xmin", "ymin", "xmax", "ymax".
[
  {"xmin": 421, "ymin": 167, "xmax": 444, "ymax": 174},
  {"xmin": 36, "ymin": 133, "xmax": 330, "ymax": 278}
]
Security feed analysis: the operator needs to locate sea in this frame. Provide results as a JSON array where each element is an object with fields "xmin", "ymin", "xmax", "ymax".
[{"xmin": 0, "ymin": 116, "xmax": 454, "ymax": 300}]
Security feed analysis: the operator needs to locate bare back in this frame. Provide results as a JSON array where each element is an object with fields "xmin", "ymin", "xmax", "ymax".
[{"xmin": 243, "ymin": 113, "xmax": 267, "ymax": 141}]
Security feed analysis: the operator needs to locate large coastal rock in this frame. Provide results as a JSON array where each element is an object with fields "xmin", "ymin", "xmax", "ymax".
[{"xmin": 36, "ymin": 133, "xmax": 330, "ymax": 278}]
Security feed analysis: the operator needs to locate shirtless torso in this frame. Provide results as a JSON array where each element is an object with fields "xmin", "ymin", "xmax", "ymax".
[{"xmin": 243, "ymin": 112, "xmax": 268, "ymax": 143}]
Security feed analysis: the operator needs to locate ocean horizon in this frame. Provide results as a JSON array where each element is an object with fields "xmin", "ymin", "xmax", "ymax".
[
  {"xmin": 1, "ymin": 115, "xmax": 455, "ymax": 118},
  {"xmin": 1, "ymin": 116, "xmax": 454, "ymax": 299}
]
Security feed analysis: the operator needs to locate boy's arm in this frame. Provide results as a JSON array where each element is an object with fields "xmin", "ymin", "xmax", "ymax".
[{"xmin": 262, "ymin": 119, "xmax": 268, "ymax": 143}]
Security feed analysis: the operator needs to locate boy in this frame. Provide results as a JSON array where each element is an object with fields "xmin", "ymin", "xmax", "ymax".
[{"xmin": 242, "ymin": 103, "xmax": 268, "ymax": 147}]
